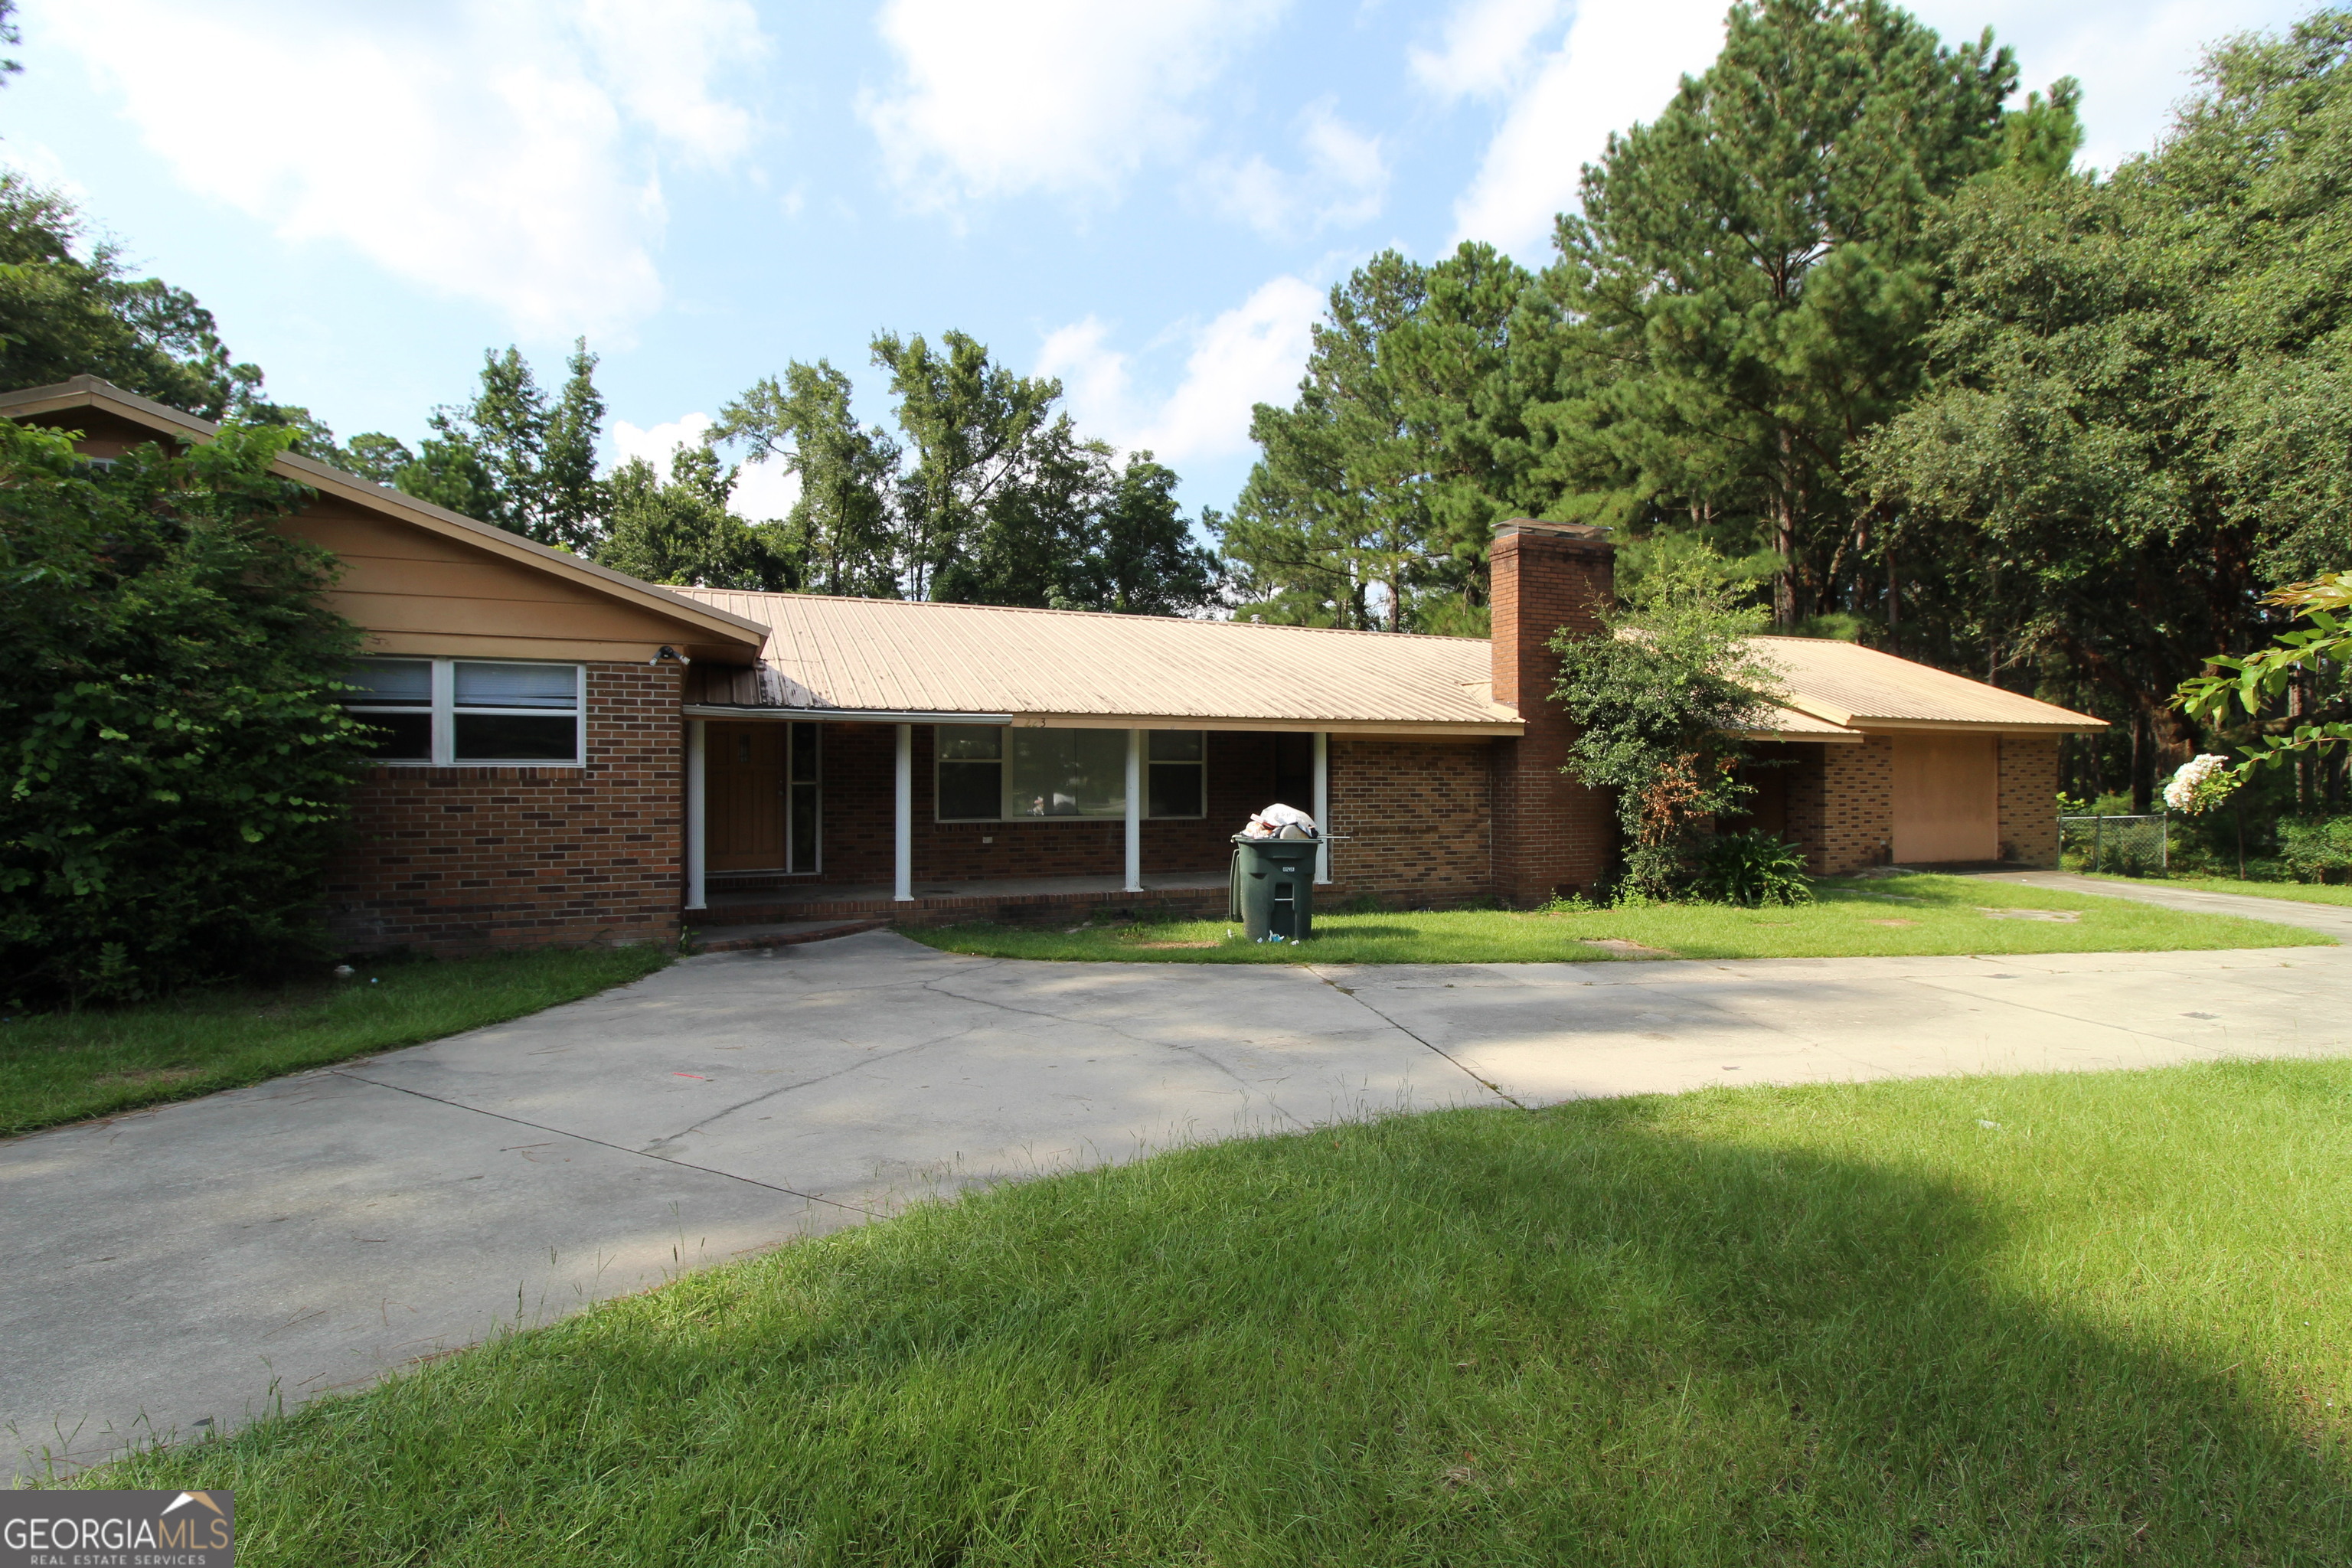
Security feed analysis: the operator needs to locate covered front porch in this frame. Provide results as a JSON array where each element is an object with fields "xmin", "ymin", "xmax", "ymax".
[{"xmin": 678, "ymin": 714, "xmax": 1334, "ymax": 928}]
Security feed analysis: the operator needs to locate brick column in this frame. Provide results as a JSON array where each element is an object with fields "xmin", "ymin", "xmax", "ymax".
[
  {"xmin": 1998, "ymin": 736, "xmax": 2060, "ymax": 866},
  {"xmin": 1488, "ymin": 521, "xmax": 1619, "ymax": 905}
]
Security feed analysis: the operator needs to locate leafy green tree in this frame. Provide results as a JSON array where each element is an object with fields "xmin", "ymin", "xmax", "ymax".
[
  {"xmin": 872, "ymin": 329, "xmax": 1060, "ymax": 599},
  {"xmin": 347, "ymin": 340, "xmax": 609, "ymax": 546},
  {"xmin": 711, "ymin": 360, "xmax": 901, "ymax": 596},
  {"xmin": 1220, "ymin": 243, "xmax": 1536, "ymax": 632},
  {"xmin": 1531, "ymin": 0, "xmax": 2024, "ymax": 629},
  {"xmin": 1865, "ymin": 9, "xmax": 2352, "ymax": 805},
  {"xmin": 1067, "ymin": 454, "xmax": 1219, "ymax": 616},
  {"xmin": 1550, "ymin": 550, "xmax": 1780, "ymax": 897},
  {"xmin": 2177, "ymin": 572, "xmax": 2352, "ymax": 787},
  {"xmin": 0, "ymin": 173, "xmax": 338, "ymax": 442},
  {"xmin": 599, "ymin": 444, "xmax": 795, "ymax": 590},
  {"xmin": 0, "ymin": 418, "xmax": 367, "ymax": 1004},
  {"xmin": 714, "ymin": 335, "xmax": 1216, "ymax": 613}
]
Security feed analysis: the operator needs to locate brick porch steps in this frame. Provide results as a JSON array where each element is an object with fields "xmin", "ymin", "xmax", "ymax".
[
  {"xmin": 685, "ymin": 875, "xmax": 1230, "ymax": 930},
  {"xmin": 691, "ymin": 918, "xmax": 890, "ymax": 952}
]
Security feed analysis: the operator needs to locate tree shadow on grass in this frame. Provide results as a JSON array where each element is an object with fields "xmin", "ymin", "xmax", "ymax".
[{"xmin": 96, "ymin": 1094, "xmax": 2352, "ymax": 1566}]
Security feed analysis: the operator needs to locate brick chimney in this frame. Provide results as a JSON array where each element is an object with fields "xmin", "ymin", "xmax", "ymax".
[{"xmin": 1489, "ymin": 520, "xmax": 1618, "ymax": 903}]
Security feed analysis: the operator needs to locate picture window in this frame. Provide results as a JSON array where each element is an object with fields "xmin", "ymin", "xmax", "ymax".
[{"xmin": 933, "ymin": 727, "xmax": 1206, "ymax": 821}]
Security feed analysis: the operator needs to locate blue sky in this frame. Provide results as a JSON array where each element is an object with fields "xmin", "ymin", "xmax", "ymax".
[{"xmin": 5, "ymin": 0, "xmax": 2313, "ymax": 524}]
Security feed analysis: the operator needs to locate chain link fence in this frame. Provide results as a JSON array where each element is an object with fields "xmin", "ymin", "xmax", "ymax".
[{"xmin": 2059, "ymin": 814, "xmax": 2170, "ymax": 876}]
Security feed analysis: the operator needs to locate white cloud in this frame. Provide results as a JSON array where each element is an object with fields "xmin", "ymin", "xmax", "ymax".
[
  {"xmin": 33, "ymin": 0, "xmax": 769, "ymax": 338},
  {"xmin": 1204, "ymin": 100, "xmax": 1387, "ymax": 237},
  {"xmin": 1037, "ymin": 275, "xmax": 1325, "ymax": 467},
  {"xmin": 1410, "ymin": 0, "xmax": 1572, "ymax": 101},
  {"xmin": 1906, "ymin": 0, "xmax": 2311, "ymax": 176},
  {"xmin": 612, "ymin": 411, "xmax": 801, "ymax": 521},
  {"xmin": 0, "ymin": 139, "xmax": 88, "ymax": 207},
  {"xmin": 861, "ymin": 0, "xmax": 1283, "ymax": 208},
  {"xmin": 1442, "ymin": 0, "xmax": 2313, "ymax": 262},
  {"xmin": 1448, "ymin": 0, "xmax": 1725, "ymax": 258}
]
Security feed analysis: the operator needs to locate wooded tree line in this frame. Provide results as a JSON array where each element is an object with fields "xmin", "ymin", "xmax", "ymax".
[
  {"xmin": 1222, "ymin": 2, "xmax": 2352, "ymax": 808},
  {"xmin": 8, "ymin": 0, "xmax": 2351, "ymax": 812},
  {"xmin": 0, "ymin": 165, "xmax": 1217, "ymax": 618}
]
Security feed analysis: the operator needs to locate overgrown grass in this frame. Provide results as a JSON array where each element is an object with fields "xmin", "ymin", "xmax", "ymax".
[
  {"xmin": 909, "ymin": 872, "xmax": 2329, "ymax": 965},
  {"xmin": 77, "ymin": 1060, "xmax": 2352, "ymax": 1563},
  {"xmin": 2087, "ymin": 871, "xmax": 2352, "ymax": 908},
  {"xmin": 0, "ymin": 946, "xmax": 671, "ymax": 1138}
]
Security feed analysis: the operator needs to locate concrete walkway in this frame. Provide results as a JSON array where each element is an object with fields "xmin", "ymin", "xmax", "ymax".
[{"xmin": 7, "ymin": 892, "xmax": 2348, "ymax": 1475}]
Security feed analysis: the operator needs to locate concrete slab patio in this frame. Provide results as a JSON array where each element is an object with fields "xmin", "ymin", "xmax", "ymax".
[{"xmin": 6, "ymin": 888, "xmax": 2348, "ymax": 1477}]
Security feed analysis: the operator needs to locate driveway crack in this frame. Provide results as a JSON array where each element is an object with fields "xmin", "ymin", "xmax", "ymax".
[
  {"xmin": 915, "ymin": 975, "xmax": 1310, "ymax": 1125},
  {"xmin": 1305, "ymin": 967, "xmax": 1527, "ymax": 1109},
  {"xmin": 329, "ymin": 1071, "xmax": 876, "ymax": 1216}
]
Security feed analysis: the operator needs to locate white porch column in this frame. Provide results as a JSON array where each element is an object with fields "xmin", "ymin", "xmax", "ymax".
[
  {"xmin": 684, "ymin": 719, "xmax": 707, "ymax": 911},
  {"xmin": 1313, "ymin": 730, "xmax": 1331, "ymax": 884},
  {"xmin": 894, "ymin": 724, "xmax": 914, "ymax": 902},
  {"xmin": 1124, "ymin": 727, "xmax": 1144, "ymax": 893}
]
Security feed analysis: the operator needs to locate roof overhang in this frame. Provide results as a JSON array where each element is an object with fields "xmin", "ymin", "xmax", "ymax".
[
  {"xmin": 684, "ymin": 705, "xmax": 1523, "ymax": 737},
  {"xmin": 2, "ymin": 377, "xmax": 771, "ymax": 664},
  {"xmin": 1778, "ymin": 692, "xmax": 2105, "ymax": 735}
]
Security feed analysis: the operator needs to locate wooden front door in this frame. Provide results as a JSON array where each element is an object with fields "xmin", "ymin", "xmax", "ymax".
[
  {"xmin": 1891, "ymin": 733, "xmax": 1999, "ymax": 864},
  {"xmin": 708, "ymin": 722, "xmax": 788, "ymax": 871}
]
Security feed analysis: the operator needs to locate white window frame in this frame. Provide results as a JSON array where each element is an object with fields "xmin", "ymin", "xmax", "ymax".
[
  {"xmin": 345, "ymin": 657, "xmax": 586, "ymax": 768},
  {"xmin": 933, "ymin": 726, "xmax": 1207, "ymax": 822}
]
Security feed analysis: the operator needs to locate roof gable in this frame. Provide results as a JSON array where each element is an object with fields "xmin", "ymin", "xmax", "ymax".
[{"xmin": 0, "ymin": 375, "xmax": 768, "ymax": 659}]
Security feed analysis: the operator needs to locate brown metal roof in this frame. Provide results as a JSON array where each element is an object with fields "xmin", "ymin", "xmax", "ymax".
[
  {"xmin": 671, "ymin": 590, "xmax": 1523, "ymax": 734},
  {"xmin": 1751, "ymin": 636, "xmax": 2105, "ymax": 733},
  {"xmin": 1740, "ymin": 702, "xmax": 1866, "ymax": 743}
]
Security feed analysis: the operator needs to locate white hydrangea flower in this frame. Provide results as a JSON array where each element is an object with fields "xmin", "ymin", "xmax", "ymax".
[{"xmin": 2163, "ymin": 753, "xmax": 2235, "ymax": 814}]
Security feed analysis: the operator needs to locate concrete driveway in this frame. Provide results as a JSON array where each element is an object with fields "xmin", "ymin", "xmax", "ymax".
[{"xmin": 8, "ymin": 895, "xmax": 2350, "ymax": 1476}]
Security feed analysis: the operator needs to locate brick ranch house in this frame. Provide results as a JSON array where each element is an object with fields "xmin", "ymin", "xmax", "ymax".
[{"xmin": 10, "ymin": 377, "xmax": 2104, "ymax": 952}]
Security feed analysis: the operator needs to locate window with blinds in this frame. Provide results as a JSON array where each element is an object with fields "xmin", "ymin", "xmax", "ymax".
[{"xmin": 341, "ymin": 658, "xmax": 584, "ymax": 766}]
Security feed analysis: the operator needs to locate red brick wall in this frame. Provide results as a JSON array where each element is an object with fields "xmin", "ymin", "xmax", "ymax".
[
  {"xmin": 1326, "ymin": 738, "xmax": 1495, "ymax": 905},
  {"xmin": 1488, "ymin": 524, "xmax": 1619, "ymax": 904},
  {"xmin": 1998, "ymin": 736, "xmax": 2061, "ymax": 866},
  {"xmin": 772, "ymin": 724, "xmax": 1300, "ymax": 888},
  {"xmin": 325, "ymin": 663, "xmax": 683, "ymax": 952}
]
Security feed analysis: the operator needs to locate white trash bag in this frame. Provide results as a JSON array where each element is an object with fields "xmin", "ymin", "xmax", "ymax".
[{"xmin": 1242, "ymin": 802, "xmax": 1318, "ymax": 839}]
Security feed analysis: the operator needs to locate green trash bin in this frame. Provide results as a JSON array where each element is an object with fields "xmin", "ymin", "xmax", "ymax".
[{"xmin": 1229, "ymin": 835, "xmax": 1319, "ymax": 942}]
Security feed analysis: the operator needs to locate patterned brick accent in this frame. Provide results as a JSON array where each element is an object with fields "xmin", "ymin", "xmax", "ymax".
[
  {"xmin": 1325, "ymin": 738, "xmax": 1495, "ymax": 905},
  {"xmin": 1998, "ymin": 736, "xmax": 2060, "ymax": 866},
  {"xmin": 324, "ymin": 663, "xmax": 684, "ymax": 952},
  {"xmin": 1488, "ymin": 524, "xmax": 1619, "ymax": 904},
  {"xmin": 1795, "ymin": 736, "xmax": 1895, "ymax": 874}
]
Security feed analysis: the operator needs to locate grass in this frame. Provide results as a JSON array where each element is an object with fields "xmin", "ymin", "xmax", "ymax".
[
  {"xmin": 72, "ymin": 1060, "xmax": 2352, "ymax": 1563},
  {"xmin": 906, "ymin": 872, "xmax": 2331, "ymax": 965},
  {"xmin": 2084, "ymin": 871, "xmax": 2352, "ymax": 909},
  {"xmin": 0, "ymin": 946, "xmax": 671, "ymax": 1138}
]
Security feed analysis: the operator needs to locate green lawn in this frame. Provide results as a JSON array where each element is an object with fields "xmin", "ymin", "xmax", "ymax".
[
  {"xmin": 2085, "ymin": 871, "xmax": 2352, "ymax": 908},
  {"xmin": 910, "ymin": 872, "xmax": 2329, "ymax": 965},
  {"xmin": 0, "ymin": 946, "xmax": 671, "ymax": 1138},
  {"xmin": 77, "ymin": 1060, "xmax": 2352, "ymax": 1563}
]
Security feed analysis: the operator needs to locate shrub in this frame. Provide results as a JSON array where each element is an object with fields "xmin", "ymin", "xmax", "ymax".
[
  {"xmin": 0, "ymin": 419, "xmax": 368, "ymax": 1005},
  {"xmin": 1694, "ymin": 829, "xmax": 1815, "ymax": 907},
  {"xmin": 1550, "ymin": 550, "xmax": 1780, "ymax": 900},
  {"xmin": 2275, "ymin": 815, "xmax": 2352, "ymax": 884}
]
